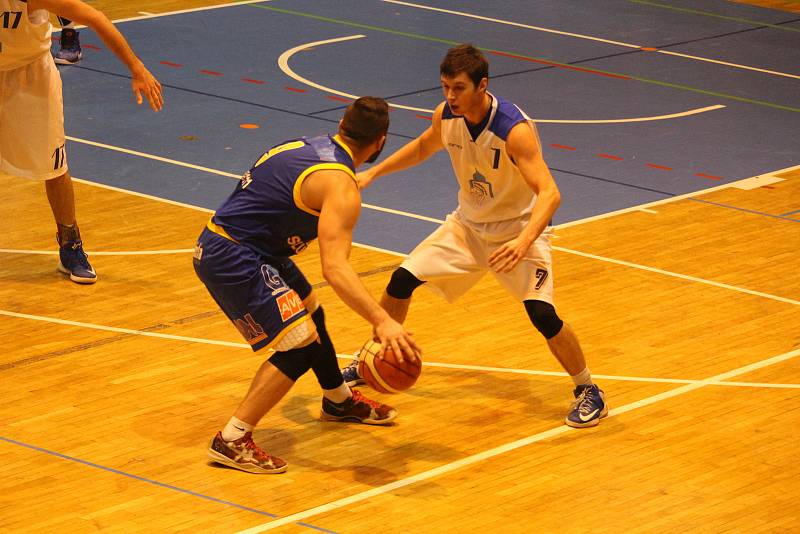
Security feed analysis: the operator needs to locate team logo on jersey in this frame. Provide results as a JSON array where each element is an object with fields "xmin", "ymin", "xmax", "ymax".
[
  {"xmin": 234, "ymin": 313, "xmax": 268, "ymax": 345},
  {"xmin": 240, "ymin": 171, "xmax": 253, "ymax": 189},
  {"xmin": 469, "ymin": 169, "xmax": 494, "ymax": 205},
  {"xmin": 287, "ymin": 235, "xmax": 308, "ymax": 254},
  {"xmin": 261, "ymin": 264, "xmax": 290, "ymax": 295},
  {"xmin": 276, "ymin": 290, "xmax": 305, "ymax": 322},
  {"xmin": 448, "ymin": 142, "xmax": 462, "ymax": 150}
]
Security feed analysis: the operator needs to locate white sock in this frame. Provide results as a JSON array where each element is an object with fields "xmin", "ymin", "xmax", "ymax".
[
  {"xmin": 570, "ymin": 367, "xmax": 593, "ymax": 387},
  {"xmin": 323, "ymin": 382, "xmax": 352, "ymax": 404},
  {"xmin": 221, "ymin": 416, "xmax": 253, "ymax": 442}
]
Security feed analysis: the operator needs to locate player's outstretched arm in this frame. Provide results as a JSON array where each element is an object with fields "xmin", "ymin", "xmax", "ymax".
[
  {"xmin": 314, "ymin": 170, "xmax": 421, "ymax": 362},
  {"xmin": 488, "ymin": 121, "xmax": 561, "ymax": 273},
  {"xmin": 356, "ymin": 103, "xmax": 446, "ymax": 189},
  {"xmin": 30, "ymin": 0, "xmax": 163, "ymax": 111}
]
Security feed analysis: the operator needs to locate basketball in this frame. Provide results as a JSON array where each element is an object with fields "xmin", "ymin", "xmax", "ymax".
[{"xmin": 357, "ymin": 340, "xmax": 421, "ymax": 394}]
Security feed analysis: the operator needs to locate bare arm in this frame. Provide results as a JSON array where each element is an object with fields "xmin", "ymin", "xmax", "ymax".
[
  {"xmin": 357, "ymin": 103, "xmax": 446, "ymax": 188},
  {"xmin": 30, "ymin": 0, "xmax": 163, "ymax": 111},
  {"xmin": 311, "ymin": 170, "xmax": 420, "ymax": 361},
  {"xmin": 487, "ymin": 121, "xmax": 561, "ymax": 273}
]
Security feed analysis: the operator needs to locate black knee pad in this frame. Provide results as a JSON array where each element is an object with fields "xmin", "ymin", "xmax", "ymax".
[
  {"xmin": 309, "ymin": 307, "xmax": 344, "ymax": 390},
  {"xmin": 386, "ymin": 267, "xmax": 425, "ymax": 299},
  {"xmin": 524, "ymin": 300, "xmax": 564, "ymax": 340},
  {"xmin": 268, "ymin": 343, "xmax": 317, "ymax": 381}
]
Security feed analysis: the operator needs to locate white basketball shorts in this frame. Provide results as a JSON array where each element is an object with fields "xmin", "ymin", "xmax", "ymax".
[
  {"xmin": 0, "ymin": 53, "xmax": 67, "ymax": 181},
  {"xmin": 401, "ymin": 211, "xmax": 555, "ymax": 304}
]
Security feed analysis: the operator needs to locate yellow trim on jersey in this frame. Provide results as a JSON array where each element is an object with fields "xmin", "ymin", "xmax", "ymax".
[
  {"xmin": 332, "ymin": 134, "xmax": 355, "ymax": 161},
  {"xmin": 263, "ymin": 313, "xmax": 313, "ymax": 351},
  {"xmin": 206, "ymin": 218, "xmax": 239, "ymax": 243},
  {"xmin": 292, "ymin": 163, "xmax": 357, "ymax": 216},
  {"xmin": 254, "ymin": 140, "xmax": 306, "ymax": 168}
]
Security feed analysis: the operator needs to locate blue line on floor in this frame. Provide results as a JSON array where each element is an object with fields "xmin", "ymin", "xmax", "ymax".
[
  {"xmin": 0, "ymin": 436, "xmax": 338, "ymax": 533},
  {"xmin": 688, "ymin": 198, "xmax": 800, "ymax": 221}
]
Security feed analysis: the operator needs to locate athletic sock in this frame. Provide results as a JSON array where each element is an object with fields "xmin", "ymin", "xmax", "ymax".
[
  {"xmin": 221, "ymin": 416, "xmax": 254, "ymax": 442},
  {"xmin": 570, "ymin": 367, "xmax": 593, "ymax": 387},
  {"xmin": 322, "ymin": 382, "xmax": 352, "ymax": 404}
]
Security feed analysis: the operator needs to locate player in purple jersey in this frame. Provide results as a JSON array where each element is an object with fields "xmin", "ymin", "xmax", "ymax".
[{"xmin": 194, "ymin": 97, "xmax": 421, "ymax": 474}]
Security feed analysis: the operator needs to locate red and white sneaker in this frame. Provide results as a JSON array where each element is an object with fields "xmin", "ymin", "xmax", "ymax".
[
  {"xmin": 320, "ymin": 389, "xmax": 397, "ymax": 425},
  {"xmin": 207, "ymin": 431, "xmax": 287, "ymax": 474}
]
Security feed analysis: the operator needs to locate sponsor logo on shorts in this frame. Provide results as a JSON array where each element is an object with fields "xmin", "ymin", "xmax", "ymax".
[
  {"xmin": 234, "ymin": 313, "xmax": 268, "ymax": 345},
  {"xmin": 261, "ymin": 264, "xmax": 290, "ymax": 295},
  {"xmin": 276, "ymin": 290, "xmax": 304, "ymax": 322},
  {"xmin": 287, "ymin": 235, "xmax": 308, "ymax": 254}
]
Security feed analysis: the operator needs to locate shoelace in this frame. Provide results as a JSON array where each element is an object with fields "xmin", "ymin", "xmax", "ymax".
[
  {"xmin": 243, "ymin": 436, "xmax": 273, "ymax": 461},
  {"xmin": 351, "ymin": 389, "xmax": 380, "ymax": 408},
  {"xmin": 574, "ymin": 387, "xmax": 597, "ymax": 414}
]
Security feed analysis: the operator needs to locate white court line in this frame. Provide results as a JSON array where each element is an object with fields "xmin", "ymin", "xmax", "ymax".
[
  {"xmin": 66, "ymin": 136, "xmax": 240, "ymax": 179},
  {"xmin": 0, "ymin": 309, "xmax": 248, "ymax": 349},
  {"xmin": 382, "ymin": 0, "xmax": 800, "ymax": 80},
  {"xmin": 4, "ymin": 306, "xmax": 797, "ymax": 389},
  {"xmin": 236, "ymin": 346, "xmax": 800, "ymax": 533},
  {"xmin": 278, "ymin": 35, "xmax": 727, "ymax": 123},
  {"xmin": 552, "ymin": 245, "xmax": 800, "ymax": 307}
]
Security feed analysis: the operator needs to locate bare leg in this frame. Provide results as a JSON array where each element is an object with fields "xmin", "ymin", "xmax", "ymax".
[
  {"xmin": 233, "ymin": 361, "xmax": 295, "ymax": 426},
  {"xmin": 546, "ymin": 322, "xmax": 588, "ymax": 376},
  {"xmin": 44, "ymin": 171, "xmax": 76, "ymax": 227}
]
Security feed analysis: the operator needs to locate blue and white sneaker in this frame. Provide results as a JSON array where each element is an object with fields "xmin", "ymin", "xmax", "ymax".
[
  {"xmin": 342, "ymin": 358, "xmax": 365, "ymax": 387},
  {"xmin": 58, "ymin": 240, "xmax": 97, "ymax": 284},
  {"xmin": 565, "ymin": 384, "xmax": 608, "ymax": 428},
  {"xmin": 54, "ymin": 28, "xmax": 82, "ymax": 65}
]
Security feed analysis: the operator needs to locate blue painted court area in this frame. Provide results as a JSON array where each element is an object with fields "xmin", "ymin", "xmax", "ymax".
[{"xmin": 60, "ymin": 0, "xmax": 799, "ymax": 252}]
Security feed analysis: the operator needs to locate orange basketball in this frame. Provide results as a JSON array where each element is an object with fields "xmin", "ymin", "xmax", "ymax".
[{"xmin": 357, "ymin": 340, "xmax": 421, "ymax": 394}]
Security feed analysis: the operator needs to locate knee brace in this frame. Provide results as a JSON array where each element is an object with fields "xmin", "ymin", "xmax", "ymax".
[
  {"xmin": 309, "ymin": 307, "xmax": 345, "ymax": 390},
  {"xmin": 268, "ymin": 343, "xmax": 317, "ymax": 381},
  {"xmin": 524, "ymin": 300, "xmax": 564, "ymax": 340},
  {"xmin": 386, "ymin": 267, "xmax": 425, "ymax": 299}
]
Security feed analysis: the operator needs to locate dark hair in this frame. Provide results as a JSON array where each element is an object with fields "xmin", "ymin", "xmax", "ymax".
[
  {"xmin": 339, "ymin": 97, "xmax": 390, "ymax": 148},
  {"xmin": 440, "ymin": 44, "xmax": 488, "ymax": 87}
]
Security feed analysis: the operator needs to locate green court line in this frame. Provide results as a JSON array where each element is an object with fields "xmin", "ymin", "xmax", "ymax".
[
  {"xmin": 626, "ymin": 0, "xmax": 800, "ymax": 33},
  {"xmin": 251, "ymin": 3, "xmax": 800, "ymax": 113}
]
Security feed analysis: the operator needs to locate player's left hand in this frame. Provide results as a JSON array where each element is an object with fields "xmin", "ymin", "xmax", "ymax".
[
  {"xmin": 131, "ymin": 66, "xmax": 163, "ymax": 112},
  {"xmin": 488, "ymin": 235, "xmax": 533, "ymax": 273}
]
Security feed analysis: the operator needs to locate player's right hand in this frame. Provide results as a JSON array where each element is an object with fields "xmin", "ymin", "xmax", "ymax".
[
  {"xmin": 373, "ymin": 318, "xmax": 421, "ymax": 365},
  {"xmin": 131, "ymin": 66, "xmax": 163, "ymax": 112}
]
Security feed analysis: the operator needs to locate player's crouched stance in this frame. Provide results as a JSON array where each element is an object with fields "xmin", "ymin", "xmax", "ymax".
[{"xmin": 194, "ymin": 97, "xmax": 419, "ymax": 474}]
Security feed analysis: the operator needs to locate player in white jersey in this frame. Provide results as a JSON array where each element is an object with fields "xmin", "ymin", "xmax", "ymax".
[
  {"xmin": 0, "ymin": 0, "xmax": 162, "ymax": 283},
  {"xmin": 344, "ymin": 44, "xmax": 607, "ymax": 428}
]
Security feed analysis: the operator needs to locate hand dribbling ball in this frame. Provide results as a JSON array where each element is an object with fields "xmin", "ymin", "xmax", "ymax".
[{"xmin": 357, "ymin": 339, "xmax": 421, "ymax": 394}]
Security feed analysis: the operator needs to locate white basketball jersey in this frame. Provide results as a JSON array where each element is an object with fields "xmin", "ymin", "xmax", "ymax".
[
  {"xmin": 0, "ymin": 0, "xmax": 51, "ymax": 71},
  {"xmin": 440, "ymin": 93, "xmax": 537, "ymax": 224}
]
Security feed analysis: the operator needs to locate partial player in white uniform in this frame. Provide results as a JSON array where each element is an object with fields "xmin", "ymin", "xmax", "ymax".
[
  {"xmin": 0, "ymin": 0, "xmax": 163, "ymax": 283},
  {"xmin": 344, "ymin": 44, "xmax": 608, "ymax": 428}
]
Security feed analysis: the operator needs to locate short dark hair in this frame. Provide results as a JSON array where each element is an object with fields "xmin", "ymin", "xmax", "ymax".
[
  {"xmin": 339, "ymin": 97, "xmax": 390, "ymax": 148},
  {"xmin": 440, "ymin": 44, "xmax": 488, "ymax": 87}
]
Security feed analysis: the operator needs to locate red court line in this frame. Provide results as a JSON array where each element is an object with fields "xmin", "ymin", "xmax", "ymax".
[
  {"xmin": 489, "ymin": 50, "xmax": 630, "ymax": 80},
  {"xmin": 415, "ymin": 115, "xmax": 432, "ymax": 121},
  {"xmin": 696, "ymin": 172, "xmax": 722, "ymax": 180},
  {"xmin": 285, "ymin": 87, "xmax": 307, "ymax": 93},
  {"xmin": 160, "ymin": 61, "xmax": 183, "ymax": 68},
  {"xmin": 242, "ymin": 78, "xmax": 266, "ymax": 84},
  {"xmin": 83, "ymin": 44, "xmax": 101, "ymax": 51},
  {"xmin": 200, "ymin": 69, "xmax": 223, "ymax": 76},
  {"xmin": 596, "ymin": 153, "xmax": 624, "ymax": 161},
  {"xmin": 646, "ymin": 163, "xmax": 673, "ymax": 171},
  {"xmin": 327, "ymin": 96, "xmax": 351, "ymax": 102},
  {"xmin": 551, "ymin": 144, "xmax": 576, "ymax": 150}
]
